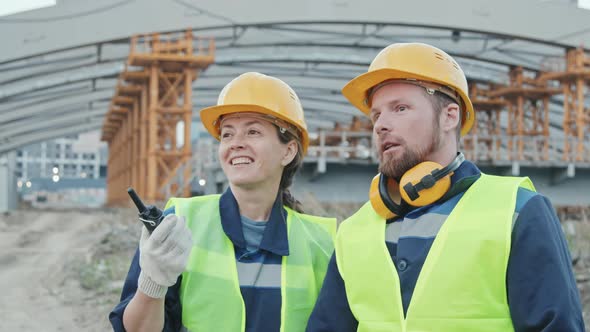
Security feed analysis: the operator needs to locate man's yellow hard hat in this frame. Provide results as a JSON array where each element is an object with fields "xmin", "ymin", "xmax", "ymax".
[{"xmin": 342, "ymin": 43, "xmax": 475, "ymax": 136}]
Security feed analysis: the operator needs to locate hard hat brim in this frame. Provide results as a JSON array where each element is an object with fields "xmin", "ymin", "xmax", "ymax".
[
  {"xmin": 342, "ymin": 68, "xmax": 474, "ymax": 136},
  {"xmin": 200, "ymin": 104, "xmax": 309, "ymax": 154}
]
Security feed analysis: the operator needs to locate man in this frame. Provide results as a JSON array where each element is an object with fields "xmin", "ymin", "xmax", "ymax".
[{"xmin": 306, "ymin": 43, "xmax": 584, "ymax": 331}]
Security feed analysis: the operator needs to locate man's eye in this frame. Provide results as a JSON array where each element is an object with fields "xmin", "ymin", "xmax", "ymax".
[
  {"xmin": 397, "ymin": 105, "xmax": 407, "ymax": 112},
  {"xmin": 248, "ymin": 129, "xmax": 260, "ymax": 135},
  {"xmin": 372, "ymin": 113, "xmax": 380, "ymax": 122}
]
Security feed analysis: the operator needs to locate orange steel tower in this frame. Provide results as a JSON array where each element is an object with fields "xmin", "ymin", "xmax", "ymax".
[
  {"xmin": 540, "ymin": 47, "xmax": 590, "ymax": 162},
  {"xmin": 101, "ymin": 30, "xmax": 215, "ymax": 206}
]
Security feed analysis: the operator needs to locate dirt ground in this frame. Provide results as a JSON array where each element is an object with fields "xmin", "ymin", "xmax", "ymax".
[
  {"xmin": 0, "ymin": 204, "xmax": 588, "ymax": 331},
  {"xmin": 0, "ymin": 208, "xmax": 138, "ymax": 331}
]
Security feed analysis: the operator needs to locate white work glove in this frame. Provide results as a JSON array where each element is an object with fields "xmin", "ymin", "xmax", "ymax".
[{"xmin": 138, "ymin": 214, "xmax": 193, "ymax": 298}]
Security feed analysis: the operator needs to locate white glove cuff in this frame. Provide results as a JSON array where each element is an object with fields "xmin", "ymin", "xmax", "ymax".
[{"xmin": 138, "ymin": 271, "xmax": 168, "ymax": 299}]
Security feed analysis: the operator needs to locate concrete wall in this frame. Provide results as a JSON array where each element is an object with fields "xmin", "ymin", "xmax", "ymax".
[
  {"xmin": 292, "ymin": 163, "xmax": 376, "ymax": 203},
  {"xmin": 293, "ymin": 162, "xmax": 590, "ymax": 206},
  {"xmin": 497, "ymin": 167, "xmax": 590, "ymax": 206}
]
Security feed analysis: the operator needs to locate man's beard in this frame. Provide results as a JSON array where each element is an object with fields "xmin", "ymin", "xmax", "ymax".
[{"xmin": 377, "ymin": 129, "xmax": 441, "ymax": 179}]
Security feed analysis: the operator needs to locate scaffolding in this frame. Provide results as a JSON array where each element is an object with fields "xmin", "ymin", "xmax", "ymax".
[
  {"xmin": 464, "ymin": 82, "xmax": 508, "ymax": 162},
  {"xmin": 304, "ymin": 55, "xmax": 589, "ymax": 168},
  {"xmin": 101, "ymin": 30, "xmax": 214, "ymax": 206},
  {"xmin": 486, "ymin": 66, "xmax": 561, "ymax": 162},
  {"xmin": 540, "ymin": 47, "xmax": 590, "ymax": 162},
  {"xmin": 99, "ymin": 35, "xmax": 590, "ymax": 205},
  {"xmin": 305, "ymin": 57, "xmax": 589, "ymax": 168}
]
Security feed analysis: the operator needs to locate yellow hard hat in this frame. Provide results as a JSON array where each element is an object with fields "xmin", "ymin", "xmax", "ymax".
[
  {"xmin": 342, "ymin": 43, "xmax": 475, "ymax": 136},
  {"xmin": 200, "ymin": 72, "xmax": 309, "ymax": 153}
]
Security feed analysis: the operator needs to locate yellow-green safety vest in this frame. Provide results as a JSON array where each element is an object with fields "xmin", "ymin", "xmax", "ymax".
[
  {"xmin": 335, "ymin": 174, "xmax": 535, "ymax": 332},
  {"xmin": 166, "ymin": 195, "xmax": 336, "ymax": 332}
]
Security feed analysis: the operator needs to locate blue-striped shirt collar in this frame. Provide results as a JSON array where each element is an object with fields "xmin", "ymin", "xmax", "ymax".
[{"xmin": 219, "ymin": 187, "xmax": 290, "ymax": 256}]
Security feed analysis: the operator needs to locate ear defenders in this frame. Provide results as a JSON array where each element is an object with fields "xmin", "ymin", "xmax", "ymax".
[{"xmin": 369, "ymin": 152, "xmax": 465, "ymax": 219}]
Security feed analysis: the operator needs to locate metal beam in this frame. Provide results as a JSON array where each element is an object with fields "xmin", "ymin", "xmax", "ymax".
[
  {"xmin": 0, "ymin": 120, "xmax": 103, "ymax": 154},
  {"xmin": 0, "ymin": 107, "xmax": 106, "ymax": 141},
  {"xmin": 0, "ymin": 89, "xmax": 112, "ymax": 124},
  {"xmin": 0, "ymin": 53, "xmax": 100, "ymax": 85},
  {"xmin": 0, "ymin": 62, "xmax": 123, "ymax": 100}
]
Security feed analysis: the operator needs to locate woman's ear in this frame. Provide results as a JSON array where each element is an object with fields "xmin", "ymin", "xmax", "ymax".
[{"xmin": 281, "ymin": 140, "xmax": 298, "ymax": 166}]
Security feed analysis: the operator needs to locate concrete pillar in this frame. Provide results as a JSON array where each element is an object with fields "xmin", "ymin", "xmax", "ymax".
[{"xmin": 0, "ymin": 151, "xmax": 18, "ymax": 212}]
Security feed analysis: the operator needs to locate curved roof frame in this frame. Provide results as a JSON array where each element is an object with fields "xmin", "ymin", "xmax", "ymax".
[{"xmin": 0, "ymin": 21, "xmax": 584, "ymax": 154}]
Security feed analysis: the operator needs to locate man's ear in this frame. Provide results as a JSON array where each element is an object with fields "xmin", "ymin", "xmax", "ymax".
[
  {"xmin": 281, "ymin": 140, "xmax": 298, "ymax": 166},
  {"xmin": 441, "ymin": 103, "xmax": 461, "ymax": 134}
]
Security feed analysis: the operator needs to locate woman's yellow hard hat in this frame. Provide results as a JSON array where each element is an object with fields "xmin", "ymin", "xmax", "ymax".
[{"xmin": 200, "ymin": 72, "xmax": 309, "ymax": 153}]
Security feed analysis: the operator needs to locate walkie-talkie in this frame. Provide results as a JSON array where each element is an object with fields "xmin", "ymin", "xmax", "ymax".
[{"xmin": 127, "ymin": 188, "xmax": 164, "ymax": 233}]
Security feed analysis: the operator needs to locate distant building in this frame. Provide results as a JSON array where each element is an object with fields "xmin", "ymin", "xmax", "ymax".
[
  {"xmin": 15, "ymin": 131, "xmax": 107, "ymax": 183},
  {"xmin": 15, "ymin": 131, "xmax": 108, "ymax": 207}
]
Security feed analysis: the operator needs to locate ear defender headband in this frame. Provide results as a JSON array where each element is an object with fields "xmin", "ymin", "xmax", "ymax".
[{"xmin": 369, "ymin": 152, "xmax": 465, "ymax": 219}]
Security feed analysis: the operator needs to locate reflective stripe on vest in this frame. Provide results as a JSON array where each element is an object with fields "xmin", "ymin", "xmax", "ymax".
[
  {"xmin": 166, "ymin": 195, "xmax": 336, "ymax": 332},
  {"xmin": 335, "ymin": 174, "xmax": 535, "ymax": 332}
]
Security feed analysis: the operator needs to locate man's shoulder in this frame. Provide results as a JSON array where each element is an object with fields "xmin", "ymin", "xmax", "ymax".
[
  {"xmin": 336, "ymin": 201, "xmax": 374, "ymax": 236},
  {"xmin": 515, "ymin": 186, "xmax": 540, "ymax": 213},
  {"xmin": 510, "ymin": 183, "xmax": 558, "ymax": 236},
  {"xmin": 478, "ymin": 174, "xmax": 541, "ymax": 213},
  {"xmin": 341, "ymin": 201, "xmax": 374, "ymax": 222}
]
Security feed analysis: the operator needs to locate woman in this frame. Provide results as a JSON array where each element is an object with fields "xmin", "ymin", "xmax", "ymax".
[{"xmin": 109, "ymin": 72, "xmax": 336, "ymax": 332}]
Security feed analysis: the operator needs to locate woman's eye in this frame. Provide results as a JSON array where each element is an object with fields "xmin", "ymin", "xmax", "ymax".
[
  {"xmin": 221, "ymin": 132, "xmax": 232, "ymax": 139},
  {"xmin": 248, "ymin": 129, "xmax": 260, "ymax": 135},
  {"xmin": 397, "ymin": 105, "xmax": 407, "ymax": 112}
]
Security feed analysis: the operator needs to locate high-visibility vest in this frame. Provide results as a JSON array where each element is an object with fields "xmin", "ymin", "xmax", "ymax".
[
  {"xmin": 166, "ymin": 195, "xmax": 336, "ymax": 332},
  {"xmin": 335, "ymin": 174, "xmax": 535, "ymax": 332}
]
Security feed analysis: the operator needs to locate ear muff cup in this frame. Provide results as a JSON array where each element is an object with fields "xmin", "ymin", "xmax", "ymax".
[
  {"xmin": 400, "ymin": 161, "xmax": 451, "ymax": 207},
  {"xmin": 369, "ymin": 174, "xmax": 401, "ymax": 220},
  {"xmin": 368, "ymin": 153, "xmax": 464, "ymax": 219}
]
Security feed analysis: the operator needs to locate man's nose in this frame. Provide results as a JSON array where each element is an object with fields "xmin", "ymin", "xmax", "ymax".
[{"xmin": 373, "ymin": 113, "xmax": 392, "ymax": 135}]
